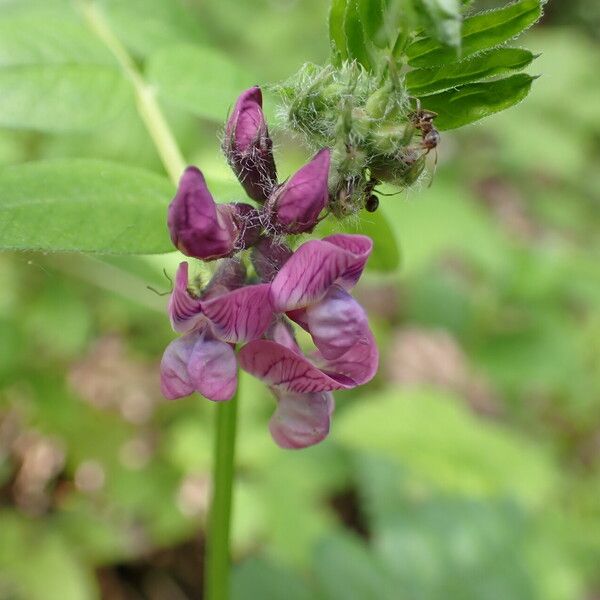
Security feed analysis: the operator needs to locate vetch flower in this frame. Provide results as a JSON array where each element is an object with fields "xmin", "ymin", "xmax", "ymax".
[
  {"xmin": 223, "ymin": 86, "xmax": 277, "ymax": 202},
  {"xmin": 168, "ymin": 166, "xmax": 259, "ymax": 261},
  {"xmin": 239, "ymin": 234, "xmax": 378, "ymax": 448},
  {"xmin": 161, "ymin": 261, "xmax": 272, "ymax": 402},
  {"xmin": 266, "ymin": 148, "xmax": 331, "ymax": 234}
]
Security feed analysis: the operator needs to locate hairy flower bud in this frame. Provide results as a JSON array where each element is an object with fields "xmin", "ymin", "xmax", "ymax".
[
  {"xmin": 223, "ymin": 86, "xmax": 277, "ymax": 203},
  {"xmin": 267, "ymin": 148, "xmax": 331, "ymax": 234},
  {"xmin": 168, "ymin": 166, "xmax": 258, "ymax": 261}
]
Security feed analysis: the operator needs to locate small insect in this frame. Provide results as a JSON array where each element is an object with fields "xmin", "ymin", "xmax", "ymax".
[
  {"xmin": 410, "ymin": 107, "xmax": 440, "ymax": 153},
  {"xmin": 363, "ymin": 175, "xmax": 381, "ymax": 212}
]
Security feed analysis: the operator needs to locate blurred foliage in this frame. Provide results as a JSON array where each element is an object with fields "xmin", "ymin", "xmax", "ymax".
[{"xmin": 0, "ymin": 0, "xmax": 599, "ymax": 599}]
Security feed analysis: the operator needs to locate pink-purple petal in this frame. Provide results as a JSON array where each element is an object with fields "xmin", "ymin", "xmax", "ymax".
[
  {"xmin": 269, "ymin": 389, "xmax": 334, "ymax": 449},
  {"xmin": 270, "ymin": 234, "xmax": 373, "ymax": 312},
  {"xmin": 238, "ymin": 340, "xmax": 350, "ymax": 393},
  {"xmin": 201, "ymin": 283, "xmax": 272, "ymax": 343},
  {"xmin": 168, "ymin": 262, "xmax": 203, "ymax": 333},
  {"xmin": 187, "ymin": 334, "xmax": 237, "ymax": 402}
]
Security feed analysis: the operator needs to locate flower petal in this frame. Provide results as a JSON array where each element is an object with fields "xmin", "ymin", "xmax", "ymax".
[
  {"xmin": 160, "ymin": 334, "xmax": 198, "ymax": 399},
  {"xmin": 168, "ymin": 167, "xmax": 238, "ymax": 261},
  {"xmin": 201, "ymin": 283, "xmax": 273, "ymax": 343},
  {"xmin": 316, "ymin": 328, "xmax": 379, "ymax": 387},
  {"xmin": 238, "ymin": 340, "xmax": 352, "ymax": 393},
  {"xmin": 270, "ymin": 148, "xmax": 330, "ymax": 234},
  {"xmin": 168, "ymin": 262, "xmax": 203, "ymax": 333},
  {"xmin": 305, "ymin": 285, "xmax": 369, "ymax": 360},
  {"xmin": 269, "ymin": 389, "xmax": 334, "ymax": 449},
  {"xmin": 187, "ymin": 333, "xmax": 237, "ymax": 402},
  {"xmin": 270, "ymin": 234, "xmax": 373, "ymax": 311}
]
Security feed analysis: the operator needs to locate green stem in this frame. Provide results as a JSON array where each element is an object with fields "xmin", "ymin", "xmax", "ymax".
[
  {"xmin": 80, "ymin": 4, "xmax": 239, "ymax": 597},
  {"xmin": 205, "ymin": 392, "xmax": 239, "ymax": 600},
  {"xmin": 77, "ymin": 0, "xmax": 186, "ymax": 183}
]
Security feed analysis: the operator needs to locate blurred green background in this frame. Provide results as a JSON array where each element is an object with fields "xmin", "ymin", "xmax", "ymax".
[{"xmin": 0, "ymin": 0, "xmax": 599, "ymax": 598}]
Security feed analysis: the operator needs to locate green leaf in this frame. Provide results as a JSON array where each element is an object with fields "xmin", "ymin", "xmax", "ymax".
[
  {"xmin": 420, "ymin": 73, "xmax": 536, "ymax": 130},
  {"xmin": 407, "ymin": 0, "xmax": 543, "ymax": 67},
  {"xmin": 335, "ymin": 388, "xmax": 556, "ymax": 504},
  {"xmin": 358, "ymin": 0, "xmax": 386, "ymax": 48},
  {"xmin": 0, "ymin": 64, "xmax": 130, "ymax": 132},
  {"xmin": 414, "ymin": 0, "xmax": 462, "ymax": 49},
  {"xmin": 315, "ymin": 209, "xmax": 401, "ymax": 273},
  {"xmin": 345, "ymin": 0, "xmax": 375, "ymax": 70},
  {"xmin": 147, "ymin": 43, "xmax": 256, "ymax": 122},
  {"xmin": 0, "ymin": 159, "xmax": 174, "ymax": 254},
  {"xmin": 232, "ymin": 558, "xmax": 314, "ymax": 600},
  {"xmin": 0, "ymin": 12, "xmax": 114, "ymax": 66},
  {"xmin": 313, "ymin": 533, "xmax": 396, "ymax": 600},
  {"xmin": 329, "ymin": 0, "xmax": 348, "ymax": 61},
  {"xmin": 407, "ymin": 47, "xmax": 537, "ymax": 95},
  {"xmin": 98, "ymin": 0, "xmax": 206, "ymax": 58}
]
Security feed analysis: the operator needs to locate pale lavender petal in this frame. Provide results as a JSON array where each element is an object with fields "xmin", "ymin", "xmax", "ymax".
[
  {"xmin": 160, "ymin": 334, "xmax": 198, "ymax": 399},
  {"xmin": 187, "ymin": 333, "xmax": 237, "ymax": 402},
  {"xmin": 269, "ymin": 389, "xmax": 334, "ymax": 449},
  {"xmin": 315, "ymin": 327, "xmax": 379, "ymax": 387},
  {"xmin": 270, "ymin": 234, "xmax": 373, "ymax": 311},
  {"xmin": 267, "ymin": 318, "xmax": 301, "ymax": 353},
  {"xmin": 201, "ymin": 283, "xmax": 272, "ymax": 343},
  {"xmin": 168, "ymin": 167, "xmax": 238, "ymax": 261},
  {"xmin": 305, "ymin": 285, "xmax": 369, "ymax": 359},
  {"xmin": 238, "ymin": 340, "xmax": 352, "ymax": 393},
  {"xmin": 168, "ymin": 262, "xmax": 203, "ymax": 333}
]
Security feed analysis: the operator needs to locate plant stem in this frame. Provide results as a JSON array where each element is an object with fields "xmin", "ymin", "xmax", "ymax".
[
  {"xmin": 81, "ymin": 4, "xmax": 239, "ymax": 597},
  {"xmin": 78, "ymin": 0, "xmax": 186, "ymax": 183},
  {"xmin": 205, "ymin": 392, "xmax": 239, "ymax": 600}
]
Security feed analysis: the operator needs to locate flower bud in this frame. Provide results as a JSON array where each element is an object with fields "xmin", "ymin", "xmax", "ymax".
[
  {"xmin": 168, "ymin": 166, "xmax": 258, "ymax": 261},
  {"xmin": 223, "ymin": 86, "xmax": 277, "ymax": 203},
  {"xmin": 267, "ymin": 148, "xmax": 331, "ymax": 235}
]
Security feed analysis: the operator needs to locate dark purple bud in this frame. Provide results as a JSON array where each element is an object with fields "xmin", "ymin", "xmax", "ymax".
[
  {"xmin": 168, "ymin": 166, "xmax": 258, "ymax": 261},
  {"xmin": 223, "ymin": 86, "xmax": 277, "ymax": 203},
  {"xmin": 267, "ymin": 148, "xmax": 330, "ymax": 235}
]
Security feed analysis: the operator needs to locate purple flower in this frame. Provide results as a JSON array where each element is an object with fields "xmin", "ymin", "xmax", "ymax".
[
  {"xmin": 168, "ymin": 166, "xmax": 259, "ymax": 261},
  {"xmin": 161, "ymin": 261, "xmax": 272, "ymax": 402},
  {"xmin": 238, "ymin": 234, "xmax": 378, "ymax": 448},
  {"xmin": 266, "ymin": 148, "xmax": 331, "ymax": 234},
  {"xmin": 223, "ymin": 86, "xmax": 277, "ymax": 202}
]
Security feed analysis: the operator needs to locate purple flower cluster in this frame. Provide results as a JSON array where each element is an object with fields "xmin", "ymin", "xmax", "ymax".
[{"xmin": 161, "ymin": 87, "xmax": 378, "ymax": 449}]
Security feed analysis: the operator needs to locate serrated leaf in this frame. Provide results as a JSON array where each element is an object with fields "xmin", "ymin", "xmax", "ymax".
[
  {"xmin": 0, "ymin": 159, "xmax": 174, "ymax": 254},
  {"xmin": 407, "ymin": 0, "xmax": 542, "ymax": 67},
  {"xmin": 415, "ymin": 0, "xmax": 462, "ymax": 49},
  {"xmin": 345, "ymin": 0, "xmax": 375, "ymax": 70},
  {"xmin": 420, "ymin": 73, "xmax": 536, "ymax": 130},
  {"xmin": 407, "ymin": 47, "xmax": 536, "ymax": 95},
  {"xmin": 329, "ymin": 0, "xmax": 348, "ymax": 62},
  {"xmin": 0, "ymin": 64, "xmax": 130, "ymax": 132},
  {"xmin": 147, "ymin": 43, "xmax": 255, "ymax": 122}
]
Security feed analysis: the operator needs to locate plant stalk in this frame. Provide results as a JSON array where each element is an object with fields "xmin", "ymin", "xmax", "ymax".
[{"xmin": 205, "ymin": 393, "xmax": 239, "ymax": 600}]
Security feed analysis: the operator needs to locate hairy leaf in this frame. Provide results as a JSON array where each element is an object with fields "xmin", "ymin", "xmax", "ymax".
[
  {"xmin": 407, "ymin": 0, "xmax": 543, "ymax": 67},
  {"xmin": 407, "ymin": 47, "xmax": 537, "ymax": 95},
  {"xmin": 414, "ymin": 0, "xmax": 462, "ymax": 49},
  {"xmin": 0, "ymin": 64, "xmax": 130, "ymax": 132},
  {"xmin": 419, "ymin": 73, "xmax": 536, "ymax": 130},
  {"xmin": 147, "ymin": 43, "xmax": 255, "ymax": 122},
  {"xmin": 0, "ymin": 160, "xmax": 174, "ymax": 254}
]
